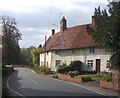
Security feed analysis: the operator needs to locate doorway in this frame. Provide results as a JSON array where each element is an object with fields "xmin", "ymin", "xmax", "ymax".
[{"xmin": 96, "ymin": 59, "xmax": 101, "ymax": 72}]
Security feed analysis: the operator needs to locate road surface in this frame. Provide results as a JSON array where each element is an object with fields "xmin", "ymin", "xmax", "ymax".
[{"xmin": 7, "ymin": 68, "xmax": 108, "ymax": 97}]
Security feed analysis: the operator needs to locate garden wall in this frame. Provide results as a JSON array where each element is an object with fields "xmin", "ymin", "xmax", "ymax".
[
  {"xmin": 58, "ymin": 73, "xmax": 81, "ymax": 82},
  {"xmin": 100, "ymin": 70, "xmax": 120, "ymax": 91},
  {"xmin": 58, "ymin": 73, "xmax": 91, "ymax": 83}
]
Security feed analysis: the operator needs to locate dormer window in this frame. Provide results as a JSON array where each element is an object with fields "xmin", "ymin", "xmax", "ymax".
[{"xmin": 89, "ymin": 47, "xmax": 95, "ymax": 53}]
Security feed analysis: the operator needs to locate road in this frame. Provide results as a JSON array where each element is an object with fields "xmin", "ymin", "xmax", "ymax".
[{"xmin": 7, "ymin": 68, "xmax": 108, "ymax": 97}]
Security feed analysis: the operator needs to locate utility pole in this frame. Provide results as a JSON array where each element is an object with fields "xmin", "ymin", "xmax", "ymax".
[
  {"xmin": 60, "ymin": 13, "xmax": 62, "ymax": 20},
  {"xmin": 44, "ymin": 35, "xmax": 47, "ymax": 71}
]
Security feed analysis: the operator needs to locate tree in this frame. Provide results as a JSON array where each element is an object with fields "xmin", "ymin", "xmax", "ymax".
[
  {"xmin": 1, "ymin": 15, "xmax": 21, "ymax": 65},
  {"xmin": 86, "ymin": 1, "xmax": 120, "ymax": 69},
  {"xmin": 20, "ymin": 46, "xmax": 35, "ymax": 66},
  {"xmin": 30, "ymin": 47, "xmax": 41, "ymax": 67}
]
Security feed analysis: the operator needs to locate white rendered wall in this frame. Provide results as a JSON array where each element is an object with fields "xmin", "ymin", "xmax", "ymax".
[
  {"xmin": 39, "ymin": 52, "xmax": 52, "ymax": 68},
  {"xmin": 50, "ymin": 48, "xmax": 111, "ymax": 72}
]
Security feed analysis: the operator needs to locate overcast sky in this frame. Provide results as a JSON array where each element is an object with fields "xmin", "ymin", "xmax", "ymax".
[{"xmin": 0, "ymin": 0, "xmax": 109, "ymax": 48}]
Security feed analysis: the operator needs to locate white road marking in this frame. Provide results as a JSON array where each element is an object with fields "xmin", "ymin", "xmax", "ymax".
[
  {"xmin": 7, "ymin": 71, "xmax": 25, "ymax": 98},
  {"xmin": 30, "ymin": 70, "xmax": 35, "ymax": 73},
  {"xmin": 29, "ymin": 69, "xmax": 111, "ymax": 96}
]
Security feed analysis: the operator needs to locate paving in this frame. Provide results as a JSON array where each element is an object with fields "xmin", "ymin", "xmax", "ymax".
[
  {"xmin": 7, "ymin": 68, "xmax": 107, "ymax": 97},
  {"xmin": 76, "ymin": 80, "xmax": 120, "ymax": 97}
]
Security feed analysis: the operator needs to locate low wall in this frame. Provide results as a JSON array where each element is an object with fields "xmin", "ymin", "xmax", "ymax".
[
  {"xmin": 58, "ymin": 73, "xmax": 81, "ymax": 82},
  {"xmin": 100, "ymin": 70, "xmax": 120, "ymax": 91},
  {"xmin": 100, "ymin": 80, "xmax": 113, "ymax": 89},
  {"xmin": 58, "ymin": 73, "xmax": 91, "ymax": 83},
  {"xmin": 112, "ymin": 70, "xmax": 120, "ymax": 91}
]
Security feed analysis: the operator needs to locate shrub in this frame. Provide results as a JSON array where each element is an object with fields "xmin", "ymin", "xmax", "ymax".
[
  {"xmin": 38, "ymin": 65, "xmax": 45, "ymax": 72},
  {"xmin": 69, "ymin": 61, "xmax": 83, "ymax": 72},
  {"xmin": 53, "ymin": 74, "xmax": 58, "ymax": 78},
  {"xmin": 57, "ymin": 66, "xmax": 70, "ymax": 74},
  {"xmin": 92, "ymin": 72, "xmax": 112, "ymax": 81},
  {"xmin": 44, "ymin": 68, "xmax": 52, "ymax": 74},
  {"xmin": 102, "ymin": 72, "xmax": 112, "ymax": 82},
  {"xmin": 57, "ymin": 60, "xmax": 83, "ymax": 74},
  {"xmin": 81, "ymin": 76, "xmax": 92, "ymax": 82},
  {"xmin": 67, "ymin": 71, "xmax": 79, "ymax": 77}
]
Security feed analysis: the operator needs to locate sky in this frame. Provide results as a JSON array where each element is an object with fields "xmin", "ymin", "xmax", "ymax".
[{"xmin": 0, "ymin": 0, "xmax": 109, "ymax": 48}]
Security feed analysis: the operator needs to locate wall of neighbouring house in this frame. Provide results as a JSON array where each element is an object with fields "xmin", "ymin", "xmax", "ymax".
[
  {"xmin": 39, "ymin": 52, "xmax": 52, "ymax": 68},
  {"xmin": 50, "ymin": 47, "xmax": 111, "ymax": 72}
]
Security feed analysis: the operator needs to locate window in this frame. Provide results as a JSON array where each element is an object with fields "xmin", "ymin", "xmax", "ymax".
[
  {"xmin": 106, "ymin": 60, "xmax": 111, "ymax": 68},
  {"xmin": 55, "ymin": 60, "xmax": 61, "ymax": 66},
  {"xmin": 87, "ymin": 60, "xmax": 93, "ymax": 68},
  {"xmin": 41, "ymin": 62, "xmax": 44, "ymax": 66},
  {"xmin": 89, "ymin": 47, "xmax": 95, "ymax": 53}
]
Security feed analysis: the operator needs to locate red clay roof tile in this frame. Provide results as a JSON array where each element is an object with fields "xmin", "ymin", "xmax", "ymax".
[{"xmin": 40, "ymin": 23, "xmax": 97, "ymax": 52}]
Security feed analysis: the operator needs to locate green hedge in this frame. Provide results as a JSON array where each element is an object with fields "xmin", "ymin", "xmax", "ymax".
[{"xmin": 57, "ymin": 61, "xmax": 83, "ymax": 74}]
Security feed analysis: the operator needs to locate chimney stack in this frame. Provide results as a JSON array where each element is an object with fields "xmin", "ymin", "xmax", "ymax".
[
  {"xmin": 60, "ymin": 16, "xmax": 67, "ymax": 33},
  {"xmin": 52, "ymin": 29, "xmax": 55, "ymax": 36},
  {"xmin": 92, "ymin": 16, "xmax": 95, "ymax": 26}
]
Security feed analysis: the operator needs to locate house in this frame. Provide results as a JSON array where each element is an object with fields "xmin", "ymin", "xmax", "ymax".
[{"xmin": 40, "ymin": 16, "xmax": 111, "ymax": 72}]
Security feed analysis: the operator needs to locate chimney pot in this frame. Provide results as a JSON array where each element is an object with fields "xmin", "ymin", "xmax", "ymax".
[
  {"xmin": 60, "ymin": 16, "xmax": 67, "ymax": 33},
  {"xmin": 52, "ymin": 29, "xmax": 55, "ymax": 36}
]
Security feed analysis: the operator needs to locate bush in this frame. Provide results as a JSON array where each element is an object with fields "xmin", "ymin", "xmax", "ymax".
[
  {"xmin": 81, "ymin": 76, "xmax": 92, "ymax": 82},
  {"xmin": 92, "ymin": 72, "xmax": 112, "ymax": 81},
  {"xmin": 69, "ymin": 61, "xmax": 83, "ymax": 72},
  {"xmin": 102, "ymin": 72, "xmax": 112, "ymax": 82},
  {"xmin": 67, "ymin": 71, "xmax": 79, "ymax": 77},
  {"xmin": 53, "ymin": 74, "xmax": 58, "ymax": 78},
  {"xmin": 57, "ymin": 66, "xmax": 70, "ymax": 74},
  {"xmin": 57, "ymin": 60, "xmax": 83, "ymax": 74}
]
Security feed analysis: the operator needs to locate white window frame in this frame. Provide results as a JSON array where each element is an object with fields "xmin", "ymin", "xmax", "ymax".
[
  {"xmin": 87, "ymin": 60, "xmax": 93, "ymax": 68},
  {"xmin": 106, "ymin": 60, "xmax": 111, "ymax": 68},
  {"xmin": 55, "ymin": 60, "xmax": 61, "ymax": 66},
  {"xmin": 89, "ymin": 47, "xmax": 95, "ymax": 53}
]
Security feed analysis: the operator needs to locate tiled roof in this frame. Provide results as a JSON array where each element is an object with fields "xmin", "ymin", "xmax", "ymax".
[
  {"xmin": 40, "ymin": 24, "xmax": 96, "ymax": 52},
  {"xmin": 40, "ymin": 32, "xmax": 60, "ymax": 52}
]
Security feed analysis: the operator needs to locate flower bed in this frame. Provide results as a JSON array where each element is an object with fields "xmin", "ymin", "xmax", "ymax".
[{"xmin": 58, "ymin": 73, "xmax": 91, "ymax": 83}]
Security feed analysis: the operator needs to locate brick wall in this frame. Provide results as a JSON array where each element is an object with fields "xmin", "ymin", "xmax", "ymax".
[
  {"xmin": 100, "ymin": 70, "xmax": 120, "ymax": 91},
  {"xmin": 112, "ymin": 70, "xmax": 120, "ymax": 91},
  {"xmin": 58, "ymin": 73, "xmax": 81, "ymax": 82},
  {"xmin": 100, "ymin": 80, "xmax": 113, "ymax": 89}
]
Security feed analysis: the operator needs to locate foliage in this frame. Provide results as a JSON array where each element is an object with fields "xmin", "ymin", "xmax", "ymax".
[
  {"xmin": 86, "ymin": 2, "xmax": 120, "ymax": 69},
  {"xmin": 57, "ymin": 60, "xmax": 83, "ymax": 74},
  {"xmin": 20, "ymin": 46, "xmax": 35, "ymax": 66},
  {"xmin": 1, "ymin": 15, "xmax": 21, "ymax": 65},
  {"xmin": 53, "ymin": 74, "xmax": 58, "ymax": 78},
  {"xmin": 81, "ymin": 77, "xmax": 92, "ymax": 82},
  {"xmin": 30, "ymin": 47, "xmax": 41, "ymax": 67},
  {"xmin": 77, "ymin": 74, "xmax": 93, "ymax": 78},
  {"xmin": 56, "ymin": 61, "xmax": 67, "ymax": 71},
  {"xmin": 92, "ymin": 72, "xmax": 112, "ymax": 81},
  {"xmin": 57, "ymin": 66, "xmax": 70, "ymax": 74},
  {"xmin": 69, "ymin": 61, "xmax": 83, "ymax": 72},
  {"xmin": 102, "ymin": 72, "xmax": 112, "ymax": 82},
  {"xmin": 38, "ymin": 65, "xmax": 45, "ymax": 72},
  {"xmin": 67, "ymin": 71, "xmax": 79, "ymax": 77}
]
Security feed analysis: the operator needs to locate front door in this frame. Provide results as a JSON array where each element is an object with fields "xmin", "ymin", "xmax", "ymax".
[{"xmin": 96, "ymin": 59, "xmax": 101, "ymax": 72}]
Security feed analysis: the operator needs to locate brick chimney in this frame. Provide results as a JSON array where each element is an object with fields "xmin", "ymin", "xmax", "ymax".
[
  {"xmin": 52, "ymin": 29, "xmax": 55, "ymax": 36},
  {"xmin": 92, "ymin": 16, "xmax": 95, "ymax": 26},
  {"xmin": 60, "ymin": 16, "xmax": 67, "ymax": 33}
]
